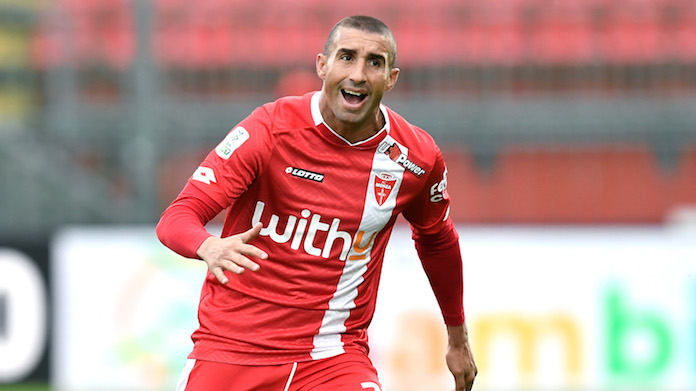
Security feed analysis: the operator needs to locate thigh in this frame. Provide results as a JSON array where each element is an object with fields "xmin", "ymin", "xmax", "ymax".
[
  {"xmin": 292, "ymin": 353, "xmax": 384, "ymax": 391},
  {"xmin": 175, "ymin": 359, "xmax": 293, "ymax": 391}
]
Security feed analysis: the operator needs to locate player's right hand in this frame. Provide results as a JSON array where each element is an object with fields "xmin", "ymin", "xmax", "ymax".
[{"xmin": 196, "ymin": 222, "xmax": 269, "ymax": 284}]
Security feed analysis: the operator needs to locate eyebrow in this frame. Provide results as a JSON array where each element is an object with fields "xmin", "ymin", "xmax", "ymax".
[{"xmin": 336, "ymin": 47, "xmax": 387, "ymax": 64}]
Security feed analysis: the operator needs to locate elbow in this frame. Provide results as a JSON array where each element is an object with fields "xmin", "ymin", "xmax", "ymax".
[{"xmin": 155, "ymin": 211, "xmax": 169, "ymax": 246}]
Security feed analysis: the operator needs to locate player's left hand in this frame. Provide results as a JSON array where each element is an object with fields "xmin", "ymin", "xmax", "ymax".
[{"xmin": 446, "ymin": 323, "xmax": 477, "ymax": 391}]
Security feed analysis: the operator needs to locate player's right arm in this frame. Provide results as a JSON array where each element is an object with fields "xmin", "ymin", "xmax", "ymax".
[
  {"xmin": 156, "ymin": 184, "xmax": 268, "ymax": 283},
  {"xmin": 156, "ymin": 106, "xmax": 274, "ymax": 280}
]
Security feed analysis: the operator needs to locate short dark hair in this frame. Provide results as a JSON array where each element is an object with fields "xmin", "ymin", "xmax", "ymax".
[{"xmin": 324, "ymin": 15, "xmax": 397, "ymax": 69}]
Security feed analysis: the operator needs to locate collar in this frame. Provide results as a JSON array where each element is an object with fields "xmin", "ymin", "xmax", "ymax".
[{"xmin": 310, "ymin": 91, "xmax": 390, "ymax": 146}]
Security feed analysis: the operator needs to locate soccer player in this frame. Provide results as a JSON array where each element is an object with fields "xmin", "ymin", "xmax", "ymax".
[{"xmin": 156, "ymin": 15, "xmax": 477, "ymax": 391}]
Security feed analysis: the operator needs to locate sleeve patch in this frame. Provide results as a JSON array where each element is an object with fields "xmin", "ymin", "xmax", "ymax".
[
  {"xmin": 429, "ymin": 167, "xmax": 448, "ymax": 202},
  {"xmin": 215, "ymin": 126, "xmax": 250, "ymax": 159},
  {"xmin": 192, "ymin": 166, "xmax": 216, "ymax": 185}
]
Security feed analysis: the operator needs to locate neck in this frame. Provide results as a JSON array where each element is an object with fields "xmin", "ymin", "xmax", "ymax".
[{"xmin": 325, "ymin": 108, "xmax": 385, "ymax": 144}]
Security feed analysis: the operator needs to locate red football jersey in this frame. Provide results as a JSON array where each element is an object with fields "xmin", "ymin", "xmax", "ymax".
[{"xmin": 159, "ymin": 91, "xmax": 462, "ymax": 365}]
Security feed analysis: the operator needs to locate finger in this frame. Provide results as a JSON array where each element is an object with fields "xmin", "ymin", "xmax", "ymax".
[
  {"xmin": 239, "ymin": 222, "xmax": 264, "ymax": 243},
  {"xmin": 228, "ymin": 254, "xmax": 260, "ymax": 272},
  {"xmin": 238, "ymin": 242, "xmax": 268, "ymax": 260},
  {"xmin": 464, "ymin": 370, "xmax": 476, "ymax": 391},
  {"xmin": 211, "ymin": 267, "xmax": 229, "ymax": 284},
  {"xmin": 221, "ymin": 259, "xmax": 247, "ymax": 275},
  {"xmin": 453, "ymin": 373, "xmax": 467, "ymax": 391}
]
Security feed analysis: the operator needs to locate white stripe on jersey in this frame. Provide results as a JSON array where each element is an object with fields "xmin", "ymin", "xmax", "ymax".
[
  {"xmin": 310, "ymin": 136, "xmax": 407, "ymax": 360},
  {"xmin": 174, "ymin": 359, "xmax": 196, "ymax": 391}
]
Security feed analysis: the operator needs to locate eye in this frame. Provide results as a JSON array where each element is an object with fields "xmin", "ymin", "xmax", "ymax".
[
  {"xmin": 340, "ymin": 54, "xmax": 353, "ymax": 61},
  {"xmin": 368, "ymin": 58, "xmax": 384, "ymax": 68}
]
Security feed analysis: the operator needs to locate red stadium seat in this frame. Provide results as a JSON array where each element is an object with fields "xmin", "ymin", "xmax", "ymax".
[
  {"xmin": 442, "ymin": 145, "xmax": 696, "ymax": 223},
  {"xmin": 31, "ymin": 0, "xmax": 696, "ymax": 69}
]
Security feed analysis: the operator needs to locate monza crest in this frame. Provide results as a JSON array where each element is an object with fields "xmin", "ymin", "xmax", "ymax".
[{"xmin": 374, "ymin": 172, "xmax": 397, "ymax": 206}]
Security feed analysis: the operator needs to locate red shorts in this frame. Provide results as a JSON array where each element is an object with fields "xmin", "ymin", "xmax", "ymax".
[{"xmin": 175, "ymin": 352, "xmax": 383, "ymax": 391}]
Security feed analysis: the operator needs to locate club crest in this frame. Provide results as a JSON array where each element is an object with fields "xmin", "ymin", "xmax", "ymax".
[{"xmin": 374, "ymin": 172, "xmax": 397, "ymax": 206}]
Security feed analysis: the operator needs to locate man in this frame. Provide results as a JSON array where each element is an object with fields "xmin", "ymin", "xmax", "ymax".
[{"xmin": 157, "ymin": 15, "xmax": 476, "ymax": 391}]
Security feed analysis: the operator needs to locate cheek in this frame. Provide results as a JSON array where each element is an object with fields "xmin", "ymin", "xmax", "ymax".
[
  {"xmin": 371, "ymin": 77, "xmax": 390, "ymax": 93},
  {"xmin": 324, "ymin": 71, "xmax": 342, "ymax": 86}
]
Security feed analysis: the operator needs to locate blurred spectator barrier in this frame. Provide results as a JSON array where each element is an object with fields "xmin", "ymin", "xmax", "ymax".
[{"xmin": 0, "ymin": 0, "xmax": 695, "ymax": 235}]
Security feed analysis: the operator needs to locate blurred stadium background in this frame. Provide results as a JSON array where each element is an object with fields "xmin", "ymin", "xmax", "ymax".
[{"xmin": 1, "ymin": 0, "xmax": 695, "ymax": 390}]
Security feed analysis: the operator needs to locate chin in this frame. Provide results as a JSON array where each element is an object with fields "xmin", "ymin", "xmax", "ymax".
[{"xmin": 339, "ymin": 109, "xmax": 369, "ymax": 123}]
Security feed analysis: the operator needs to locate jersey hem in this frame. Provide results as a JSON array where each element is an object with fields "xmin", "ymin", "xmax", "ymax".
[{"xmin": 188, "ymin": 344, "xmax": 368, "ymax": 366}]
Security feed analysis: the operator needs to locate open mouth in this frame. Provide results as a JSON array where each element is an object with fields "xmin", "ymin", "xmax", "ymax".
[{"xmin": 341, "ymin": 89, "xmax": 367, "ymax": 105}]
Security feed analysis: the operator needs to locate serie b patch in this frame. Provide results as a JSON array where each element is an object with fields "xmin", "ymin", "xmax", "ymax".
[
  {"xmin": 374, "ymin": 172, "xmax": 397, "ymax": 206},
  {"xmin": 216, "ymin": 126, "xmax": 249, "ymax": 159}
]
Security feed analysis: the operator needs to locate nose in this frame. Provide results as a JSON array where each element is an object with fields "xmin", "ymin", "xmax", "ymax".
[{"xmin": 348, "ymin": 59, "xmax": 367, "ymax": 84}]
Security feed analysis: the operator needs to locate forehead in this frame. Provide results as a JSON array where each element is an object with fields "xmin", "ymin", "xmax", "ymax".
[{"xmin": 329, "ymin": 27, "xmax": 393, "ymax": 58}]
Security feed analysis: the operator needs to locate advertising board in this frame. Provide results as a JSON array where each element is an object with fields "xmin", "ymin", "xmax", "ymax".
[
  {"xmin": 0, "ymin": 240, "xmax": 50, "ymax": 385},
  {"xmin": 50, "ymin": 225, "xmax": 696, "ymax": 391}
]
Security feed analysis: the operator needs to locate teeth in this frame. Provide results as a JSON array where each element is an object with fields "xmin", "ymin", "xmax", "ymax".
[{"xmin": 344, "ymin": 90, "xmax": 364, "ymax": 97}]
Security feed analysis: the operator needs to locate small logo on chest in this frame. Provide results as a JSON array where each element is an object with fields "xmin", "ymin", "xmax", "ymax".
[
  {"xmin": 377, "ymin": 140, "xmax": 427, "ymax": 177},
  {"xmin": 285, "ymin": 166, "xmax": 325, "ymax": 182}
]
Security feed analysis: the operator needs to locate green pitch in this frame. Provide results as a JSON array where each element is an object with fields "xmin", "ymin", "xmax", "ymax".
[{"xmin": 2, "ymin": 384, "xmax": 51, "ymax": 391}]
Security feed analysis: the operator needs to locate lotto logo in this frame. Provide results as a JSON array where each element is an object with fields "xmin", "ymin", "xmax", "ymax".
[
  {"xmin": 192, "ymin": 166, "xmax": 216, "ymax": 185},
  {"xmin": 285, "ymin": 166, "xmax": 325, "ymax": 182}
]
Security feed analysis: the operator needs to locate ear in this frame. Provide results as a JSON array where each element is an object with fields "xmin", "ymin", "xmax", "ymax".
[
  {"xmin": 316, "ymin": 53, "xmax": 327, "ymax": 80},
  {"xmin": 385, "ymin": 67, "xmax": 400, "ymax": 92}
]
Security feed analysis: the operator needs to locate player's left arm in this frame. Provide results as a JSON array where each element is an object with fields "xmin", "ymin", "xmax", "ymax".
[
  {"xmin": 403, "ymin": 149, "xmax": 477, "ymax": 391},
  {"xmin": 403, "ymin": 149, "xmax": 463, "ymax": 324}
]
